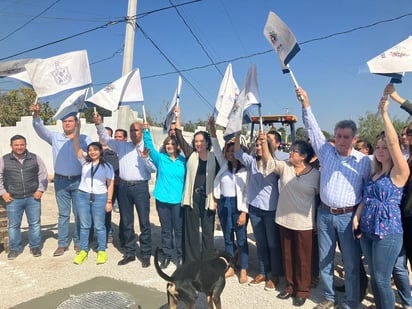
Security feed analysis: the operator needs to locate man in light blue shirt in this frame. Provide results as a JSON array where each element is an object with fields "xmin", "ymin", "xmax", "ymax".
[
  {"xmin": 31, "ymin": 105, "xmax": 91, "ymax": 257},
  {"xmin": 296, "ymin": 88, "xmax": 371, "ymax": 309},
  {"xmin": 93, "ymin": 112, "xmax": 156, "ymax": 268}
]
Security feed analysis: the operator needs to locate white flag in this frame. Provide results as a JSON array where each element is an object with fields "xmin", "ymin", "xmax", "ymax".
[
  {"xmin": 53, "ymin": 89, "xmax": 87, "ymax": 121},
  {"xmin": 367, "ymin": 36, "xmax": 412, "ymax": 82},
  {"xmin": 264, "ymin": 11, "xmax": 300, "ymax": 73},
  {"xmin": 214, "ymin": 64, "xmax": 239, "ymax": 128},
  {"xmin": 86, "ymin": 69, "xmax": 144, "ymax": 111},
  {"xmin": 225, "ymin": 64, "xmax": 260, "ymax": 137},
  {"xmin": 163, "ymin": 75, "xmax": 182, "ymax": 133},
  {"xmin": 119, "ymin": 68, "xmax": 144, "ymax": 105},
  {"xmin": 0, "ymin": 58, "xmax": 36, "ymax": 86},
  {"xmin": 25, "ymin": 50, "xmax": 92, "ymax": 98}
]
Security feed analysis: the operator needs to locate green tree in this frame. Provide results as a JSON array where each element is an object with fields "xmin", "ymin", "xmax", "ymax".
[
  {"xmin": 0, "ymin": 87, "xmax": 56, "ymax": 126},
  {"xmin": 357, "ymin": 111, "xmax": 411, "ymax": 144}
]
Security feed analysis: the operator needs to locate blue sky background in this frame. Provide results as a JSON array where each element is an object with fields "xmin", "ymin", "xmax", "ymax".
[{"xmin": 0, "ymin": 0, "xmax": 411, "ymax": 133}]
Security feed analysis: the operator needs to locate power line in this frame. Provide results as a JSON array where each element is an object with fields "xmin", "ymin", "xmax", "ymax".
[
  {"xmin": 0, "ymin": 0, "xmax": 63, "ymax": 43},
  {"xmin": 169, "ymin": 0, "xmax": 223, "ymax": 77},
  {"xmin": 136, "ymin": 22, "xmax": 213, "ymax": 110},
  {"xmin": 0, "ymin": 20, "xmax": 124, "ymax": 61}
]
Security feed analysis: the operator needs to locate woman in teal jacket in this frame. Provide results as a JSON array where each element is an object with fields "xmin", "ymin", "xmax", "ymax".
[{"xmin": 143, "ymin": 123, "xmax": 186, "ymax": 268}]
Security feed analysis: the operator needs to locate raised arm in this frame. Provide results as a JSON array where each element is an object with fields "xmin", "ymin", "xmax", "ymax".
[
  {"xmin": 73, "ymin": 121, "xmax": 84, "ymax": 159},
  {"xmin": 142, "ymin": 122, "xmax": 161, "ymax": 166},
  {"xmin": 385, "ymin": 83, "xmax": 412, "ymax": 116},
  {"xmin": 380, "ymin": 96, "xmax": 410, "ymax": 186},
  {"xmin": 30, "ymin": 101, "xmax": 53, "ymax": 144}
]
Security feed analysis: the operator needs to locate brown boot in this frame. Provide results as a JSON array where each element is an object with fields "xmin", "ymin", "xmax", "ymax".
[
  {"xmin": 239, "ymin": 269, "xmax": 248, "ymax": 284},
  {"xmin": 225, "ymin": 266, "xmax": 235, "ymax": 278}
]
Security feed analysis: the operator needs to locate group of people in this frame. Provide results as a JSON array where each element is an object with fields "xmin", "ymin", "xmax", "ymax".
[{"xmin": 2, "ymin": 82, "xmax": 412, "ymax": 308}]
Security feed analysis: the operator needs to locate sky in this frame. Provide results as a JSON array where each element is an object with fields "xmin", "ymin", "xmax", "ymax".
[{"xmin": 0, "ymin": 0, "xmax": 412, "ymax": 134}]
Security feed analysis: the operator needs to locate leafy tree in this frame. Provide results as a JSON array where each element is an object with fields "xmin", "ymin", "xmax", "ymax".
[
  {"xmin": 357, "ymin": 111, "xmax": 411, "ymax": 144},
  {"xmin": 0, "ymin": 87, "xmax": 56, "ymax": 126},
  {"xmin": 82, "ymin": 106, "xmax": 111, "ymax": 123}
]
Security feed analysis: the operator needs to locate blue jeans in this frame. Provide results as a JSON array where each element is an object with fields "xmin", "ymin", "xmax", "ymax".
[
  {"xmin": 248, "ymin": 205, "xmax": 282, "ymax": 277},
  {"xmin": 361, "ymin": 233, "xmax": 403, "ymax": 309},
  {"xmin": 54, "ymin": 176, "xmax": 81, "ymax": 247},
  {"xmin": 7, "ymin": 197, "xmax": 41, "ymax": 251},
  {"xmin": 156, "ymin": 200, "xmax": 183, "ymax": 259},
  {"xmin": 218, "ymin": 197, "xmax": 249, "ymax": 269},
  {"xmin": 118, "ymin": 181, "xmax": 151, "ymax": 258},
  {"xmin": 76, "ymin": 190, "xmax": 107, "ymax": 252},
  {"xmin": 392, "ymin": 247, "xmax": 412, "ymax": 308},
  {"xmin": 317, "ymin": 206, "xmax": 361, "ymax": 308}
]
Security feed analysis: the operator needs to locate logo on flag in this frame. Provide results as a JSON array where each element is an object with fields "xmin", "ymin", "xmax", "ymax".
[
  {"xmin": 25, "ymin": 50, "xmax": 92, "ymax": 99},
  {"xmin": 264, "ymin": 11, "xmax": 300, "ymax": 73},
  {"xmin": 51, "ymin": 62, "xmax": 72, "ymax": 85},
  {"xmin": 86, "ymin": 68, "xmax": 144, "ymax": 111}
]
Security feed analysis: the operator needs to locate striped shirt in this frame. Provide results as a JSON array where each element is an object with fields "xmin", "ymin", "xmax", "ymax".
[{"xmin": 302, "ymin": 106, "xmax": 371, "ymax": 207}]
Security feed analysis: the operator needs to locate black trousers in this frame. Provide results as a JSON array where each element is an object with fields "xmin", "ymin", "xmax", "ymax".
[{"xmin": 183, "ymin": 190, "xmax": 215, "ymax": 264}]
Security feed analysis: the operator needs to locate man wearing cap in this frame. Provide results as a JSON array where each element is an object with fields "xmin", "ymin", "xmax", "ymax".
[{"xmin": 30, "ymin": 105, "xmax": 92, "ymax": 256}]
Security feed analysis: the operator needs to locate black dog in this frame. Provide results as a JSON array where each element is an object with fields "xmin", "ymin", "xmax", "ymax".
[{"xmin": 154, "ymin": 248, "xmax": 234, "ymax": 309}]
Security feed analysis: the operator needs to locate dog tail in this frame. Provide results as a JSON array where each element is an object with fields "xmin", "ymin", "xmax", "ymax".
[{"xmin": 154, "ymin": 247, "xmax": 173, "ymax": 282}]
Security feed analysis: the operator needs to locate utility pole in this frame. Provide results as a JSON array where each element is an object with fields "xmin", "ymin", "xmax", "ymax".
[
  {"xmin": 122, "ymin": 0, "xmax": 137, "ymax": 76},
  {"xmin": 117, "ymin": 0, "xmax": 138, "ymax": 130}
]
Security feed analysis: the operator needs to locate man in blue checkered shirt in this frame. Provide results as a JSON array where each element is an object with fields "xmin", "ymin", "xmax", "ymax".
[{"xmin": 296, "ymin": 87, "xmax": 371, "ymax": 309}]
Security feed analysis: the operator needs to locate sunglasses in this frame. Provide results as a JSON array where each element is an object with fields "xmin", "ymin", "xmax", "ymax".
[{"xmin": 407, "ymin": 129, "xmax": 412, "ymax": 136}]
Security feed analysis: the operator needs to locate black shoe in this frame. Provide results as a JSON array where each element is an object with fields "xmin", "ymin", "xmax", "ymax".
[
  {"xmin": 118, "ymin": 256, "xmax": 136, "ymax": 265},
  {"xmin": 141, "ymin": 257, "xmax": 151, "ymax": 268},
  {"xmin": 293, "ymin": 297, "xmax": 306, "ymax": 307},
  {"xmin": 277, "ymin": 290, "xmax": 292, "ymax": 300},
  {"xmin": 7, "ymin": 250, "xmax": 19, "ymax": 260},
  {"xmin": 160, "ymin": 258, "xmax": 171, "ymax": 269},
  {"xmin": 30, "ymin": 248, "xmax": 42, "ymax": 257}
]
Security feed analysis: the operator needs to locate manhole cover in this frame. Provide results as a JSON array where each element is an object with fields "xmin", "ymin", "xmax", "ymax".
[{"xmin": 57, "ymin": 291, "xmax": 136, "ymax": 308}]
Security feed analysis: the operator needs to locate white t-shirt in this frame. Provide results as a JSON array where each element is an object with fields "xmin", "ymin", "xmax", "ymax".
[{"xmin": 78, "ymin": 158, "xmax": 114, "ymax": 194}]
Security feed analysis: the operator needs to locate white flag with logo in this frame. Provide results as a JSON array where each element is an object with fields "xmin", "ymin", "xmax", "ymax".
[
  {"xmin": 53, "ymin": 89, "xmax": 88, "ymax": 121},
  {"xmin": 264, "ymin": 11, "xmax": 300, "ymax": 73},
  {"xmin": 86, "ymin": 69, "xmax": 144, "ymax": 111},
  {"xmin": 163, "ymin": 75, "xmax": 182, "ymax": 133},
  {"xmin": 225, "ymin": 64, "xmax": 260, "ymax": 137},
  {"xmin": 367, "ymin": 36, "xmax": 412, "ymax": 82},
  {"xmin": 25, "ymin": 50, "xmax": 92, "ymax": 98},
  {"xmin": 214, "ymin": 64, "xmax": 239, "ymax": 128}
]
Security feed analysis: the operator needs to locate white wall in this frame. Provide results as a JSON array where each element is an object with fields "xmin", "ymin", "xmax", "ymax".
[{"xmin": 0, "ymin": 106, "xmax": 224, "ymax": 179}]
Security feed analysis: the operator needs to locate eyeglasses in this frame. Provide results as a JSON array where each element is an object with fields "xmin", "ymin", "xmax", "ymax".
[{"xmin": 289, "ymin": 148, "xmax": 300, "ymax": 154}]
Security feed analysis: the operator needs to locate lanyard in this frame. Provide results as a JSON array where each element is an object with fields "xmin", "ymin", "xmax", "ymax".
[{"xmin": 90, "ymin": 162, "xmax": 100, "ymax": 193}]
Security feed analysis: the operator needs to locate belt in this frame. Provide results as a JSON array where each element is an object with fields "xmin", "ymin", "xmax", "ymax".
[
  {"xmin": 321, "ymin": 202, "xmax": 356, "ymax": 215},
  {"xmin": 54, "ymin": 173, "xmax": 81, "ymax": 180},
  {"xmin": 120, "ymin": 179, "xmax": 148, "ymax": 186}
]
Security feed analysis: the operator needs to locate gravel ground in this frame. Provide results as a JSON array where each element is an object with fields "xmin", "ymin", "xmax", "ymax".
[{"xmin": 0, "ymin": 183, "xmax": 382, "ymax": 309}]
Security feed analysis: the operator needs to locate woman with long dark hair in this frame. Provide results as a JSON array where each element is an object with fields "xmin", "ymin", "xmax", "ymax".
[{"xmin": 73, "ymin": 121, "xmax": 114, "ymax": 265}]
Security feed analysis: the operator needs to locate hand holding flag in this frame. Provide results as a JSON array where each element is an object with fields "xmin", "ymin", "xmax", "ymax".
[{"xmin": 163, "ymin": 75, "xmax": 182, "ymax": 133}]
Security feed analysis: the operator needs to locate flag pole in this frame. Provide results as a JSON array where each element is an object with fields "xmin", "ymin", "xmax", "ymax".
[
  {"xmin": 258, "ymin": 103, "xmax": 263, "ymax": 130},
  {"xmin": 287, "ymin": 64, "xmax": 304, "ymax": 101},
  {"xmin": 142, "ymin": 104, "xmax": 147, "ymax": 123}
]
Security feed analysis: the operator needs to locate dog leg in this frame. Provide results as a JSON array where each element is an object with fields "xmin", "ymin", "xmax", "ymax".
[
  {"xmin": 167, "ymin": 283, "xmax": 178, "ymax": 309},
  {"xmin": 207, "ymin": 295, "xmax": 214, "ymax": 309}
]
